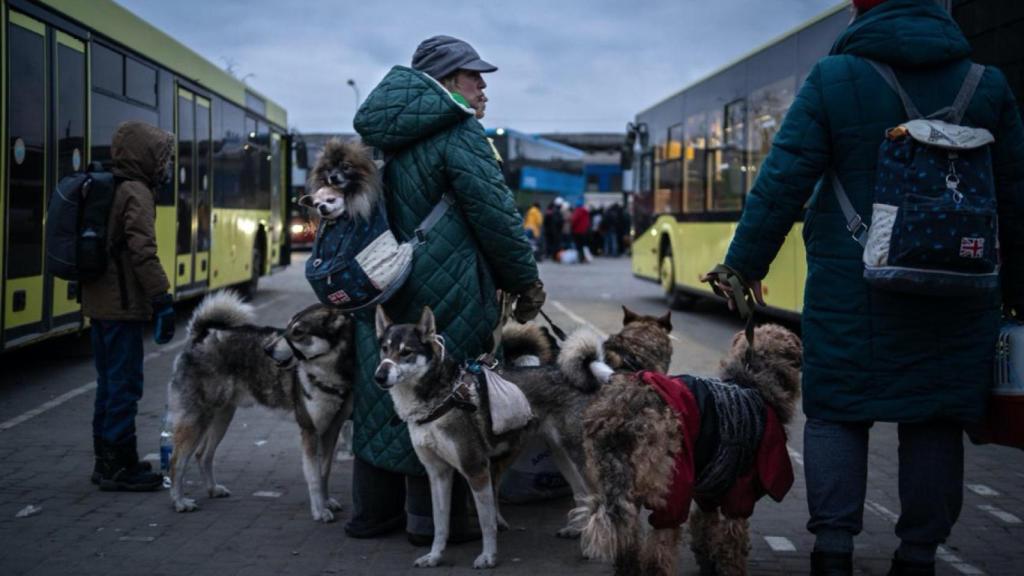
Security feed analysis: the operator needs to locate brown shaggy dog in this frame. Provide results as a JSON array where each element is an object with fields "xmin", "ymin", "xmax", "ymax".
[
  {"xmin": 300, "ymin": 139, "xmax": 380, "ymax": 221},
  {"xmin": 574, "ymin": 324, "xmax": 802, "ymax": 576}
]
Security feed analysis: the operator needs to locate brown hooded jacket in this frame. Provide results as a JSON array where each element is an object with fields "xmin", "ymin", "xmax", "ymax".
[{"xmin": 81, "ymin": 121, "xmax": 173, "ymax": 321}]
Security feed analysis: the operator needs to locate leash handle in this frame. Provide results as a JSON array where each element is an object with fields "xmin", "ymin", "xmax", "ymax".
[{"xmin": 702, "ymin": 264, "xmax": 757, "ymax": 365}]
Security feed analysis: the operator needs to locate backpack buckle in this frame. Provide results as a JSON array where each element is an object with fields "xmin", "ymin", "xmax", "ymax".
[
  {"xmin": 414, "ymin": 228, "xmax": 426, "ymax": 243},
  {"xmin": 849, "ymin": 217, "xmax": 868, "ymax": 245}
]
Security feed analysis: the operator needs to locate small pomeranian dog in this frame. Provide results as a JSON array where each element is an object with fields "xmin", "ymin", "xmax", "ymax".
[
  {"xmin": 575, "ymin": 324, "xmax": 802, "ymax": 576},
  {"xmin": 299, "ymin": 139, "xmax": 380, "ymax": 221}
]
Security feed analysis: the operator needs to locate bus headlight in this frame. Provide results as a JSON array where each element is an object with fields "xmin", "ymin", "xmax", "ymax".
[{"xmin": 290, "ymin": 223, "xmax": 305, "ymax": 235}]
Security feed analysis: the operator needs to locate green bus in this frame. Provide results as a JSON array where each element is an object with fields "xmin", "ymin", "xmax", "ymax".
[{"xmin": 2, "ymin": 0, "xmax": 294, "ymax": 351}]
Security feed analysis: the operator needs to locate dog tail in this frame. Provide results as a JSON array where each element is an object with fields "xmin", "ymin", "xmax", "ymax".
[
  {"xmin": 719, "ymin": 323, "xmax": 803, "ymax": 425},
  {"xmin": 502, "ymin": 322, "xmax": 558, "ymax": 366},
  {"xmin": 187, "ymin": 290, "xmax": 255, "ymax": 341},
  {"xmin": 557, "ymin": 327, "xmax": 607, "ymax": 392}
]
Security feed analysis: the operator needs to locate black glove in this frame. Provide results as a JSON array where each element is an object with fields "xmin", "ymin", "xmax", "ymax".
[
  {"xmin": 513, "ymin": 281, "xmax": 546, "ymax": 323},
  {"xmin": 152, "ymin": 293, "xmax": 175, "ymax": 345}
]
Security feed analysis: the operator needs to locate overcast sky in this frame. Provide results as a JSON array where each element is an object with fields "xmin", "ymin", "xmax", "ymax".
[{"xmin": 114, "ymin": 0, "xmax": 846, "ymax": 135}]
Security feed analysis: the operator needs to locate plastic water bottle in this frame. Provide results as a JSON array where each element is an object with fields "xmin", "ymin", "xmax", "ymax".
[{"xmin": 159, "ymin": 411, "xmax": 173, "ymax": 489}]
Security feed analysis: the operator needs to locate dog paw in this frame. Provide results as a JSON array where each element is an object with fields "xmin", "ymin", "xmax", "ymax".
[
  {"xmin": 312, "ymin": 508, "xmax": 336, "ymax": 523},
  {"xmin": 174, "ymin": 498, "xmax": 198, "ymax": 513},
  {"xmin": 325, "ymin": 497, "xmax": 343, "ymax": 512},
  {"xmin": 414, "ymin": 552, "xmax": 443, "ymax": 567},
  {"xmin": 473, "ymin": 552, "xmax": 497, "ymax": 569},
  {"xmin": 556, "ymin": 525, "xmax": 581, "ymax": 539},
  {"xmin": 208, "ymin": 484, "xmax": 231, "ymax": 498}
]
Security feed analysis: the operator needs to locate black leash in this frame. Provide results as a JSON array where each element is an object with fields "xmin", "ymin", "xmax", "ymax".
[
  {"xmin": 538, "ymin": 308, "xmax": 568, "ymax": 341},
  {"xmin": 702, "ymin": 263, "xmax": 757, "ymax": 367}
]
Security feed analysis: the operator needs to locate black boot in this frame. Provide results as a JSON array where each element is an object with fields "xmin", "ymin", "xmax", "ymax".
[
  {"xmin": 811, "ymin": 550, "xmax": 853, "ymax": 576},
  {"xmin": 888, "ymin": 554, "xmax": 935, "ymax": 576},
  {"xmin": 98, "ymin": 439, "xmax": 162, "ymax": 492},
  {"xmin": 92, "ymin": 436, "xmax": 151, "ymax": 485}
]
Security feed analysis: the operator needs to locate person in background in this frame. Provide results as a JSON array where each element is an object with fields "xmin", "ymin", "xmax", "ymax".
[
  {"xmin": 82, "ymin": 120, "xmax": 176, "ymax": 492},
  {"xmin": 570, "ymin": 199, "xmax": 591, "ymax": 263},
  {"xmin": 348, "ymin": 34, "xmax": 546, "ymax": 546},
  {"xmin": 523, "ymin": 201, "xmax": 544, "ymax": 259},
  {"xmin": 544, "ymin": 200, "xmax": 563, "ymax": 259},
  {"xmin": 602, "ymin": 203, "xmax": 621, "ymax": 257},
  {"xmin": 708, "ymin": 1, "xmax": 1024, "ymax": 575}
]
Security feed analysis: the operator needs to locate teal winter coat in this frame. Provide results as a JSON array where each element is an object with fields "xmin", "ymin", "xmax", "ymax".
[
  {"xmin": 351, "ymin": 66, "xmax": 539, "ymax": 474},
  {"xmin": 724, "ymin": 0, "xmax": 1024, "ymax": 424}
]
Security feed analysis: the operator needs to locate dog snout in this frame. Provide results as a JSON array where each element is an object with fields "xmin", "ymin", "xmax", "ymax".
[
  {"xmin": 373, "ymin": 364, "xmax": 392, "ymax": 389},
  {"xmin": 317, "ymin": 204, "xmax": 330, "ymax": 216},
  {"xmin": 327, "ymin": 171, "xmax": 347, "ymax": 188}
]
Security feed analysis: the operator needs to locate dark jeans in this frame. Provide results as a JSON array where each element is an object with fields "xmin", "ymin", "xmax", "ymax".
[
  {"xmin": 603, "ymin": 231, "xmax": 619, "ymax": 257},
  {"xmin": 573, "ymin": 234, "xmax": 588, "ymax": 262},
  {"xmin": 346, "ymin": 456, "xmax": 476, "ymax": 538},
  {"xmin": 91, "ymin": 320, "xmax": 146, "ymax": 446},
  {"xmin": 804, "ymin": 418, "xmax": 964, "ymax": 562}
]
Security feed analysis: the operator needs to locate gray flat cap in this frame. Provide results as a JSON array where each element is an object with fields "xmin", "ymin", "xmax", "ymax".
[{"xmin": 411, "ymin": 35, "xmax": 497, "ymax": 81}]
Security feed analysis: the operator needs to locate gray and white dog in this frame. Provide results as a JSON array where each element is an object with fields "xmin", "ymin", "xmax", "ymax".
[
  {"xmin": 373, "ymin": 305, "xmax": 673, "ymax": 569},
  {"xmin": 166, "ymin": 291, "xmax": 355, "ymax": 523}
]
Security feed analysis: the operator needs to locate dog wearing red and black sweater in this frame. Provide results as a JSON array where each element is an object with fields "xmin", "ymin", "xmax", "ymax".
[{"xmin": 573, "ymin": 324, "xmax": 802, "ymax": 576}]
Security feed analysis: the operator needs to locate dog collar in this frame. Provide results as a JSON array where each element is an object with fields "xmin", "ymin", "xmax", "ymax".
[{"xmin": 415, "ymin": 370, "xmax": 478, "ymax": 425}]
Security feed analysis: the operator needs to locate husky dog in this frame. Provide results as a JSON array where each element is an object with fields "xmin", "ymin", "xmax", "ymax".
[
  {"xmin": 501, "ymin": 307, "xmax": 673, "ymax": 538},
  {"xmin": 575, "ymin": 324, "xmax": 802, "ymax": 576},
  {"xmin": 374, "ymin": 305, "xmax": 527, "ymax": 569},
  {"xmin": 299, "ymin": 138, "xmax": 380, "ymax": 221},
  {"xmin": 167, "ymin": 292, "xmax": 355, "ymax": 523}
]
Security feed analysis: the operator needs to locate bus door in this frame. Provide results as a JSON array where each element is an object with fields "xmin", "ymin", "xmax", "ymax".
[
  {"xmin": 174, "ymin": 88, "xmax": 211, "ymax": 292},
  {"xmin": 3, "ymin": 11, "xmax": 86, "ymax": 347},
  {"xmin": 269, "ymin": 131, "xmax": 284, "ymax": 267}
]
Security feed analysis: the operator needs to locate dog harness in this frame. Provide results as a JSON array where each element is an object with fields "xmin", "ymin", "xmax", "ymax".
[{"xmin": 639, "ymin": 371, "xmax": 794, "ymax": 529}]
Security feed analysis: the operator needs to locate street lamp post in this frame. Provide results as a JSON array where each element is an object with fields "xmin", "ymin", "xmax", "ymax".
[{"xmin": 346, "ymin": 79, "xmax": 361, "ymax": 109}]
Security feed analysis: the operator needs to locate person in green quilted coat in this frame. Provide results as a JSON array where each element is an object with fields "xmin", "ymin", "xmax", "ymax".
[
  {"xmin": 711, "ymin": 1, "xmax": 1024, "ymax": 575},
  {"xmin": 343, "ymin": 36, "xmax": 546, "ymax": 544}
]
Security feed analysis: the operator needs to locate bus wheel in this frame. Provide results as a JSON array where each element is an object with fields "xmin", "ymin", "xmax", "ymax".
[
  {"xmin": 241, "ymin": 245, "xmax": 262, "ymax": 301},
  {"xmin": 659, "ymin": 250, "xmax": 694, "ymax": 310}
]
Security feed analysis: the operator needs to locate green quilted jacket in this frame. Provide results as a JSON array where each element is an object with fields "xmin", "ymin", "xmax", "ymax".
[
  {"xmin": 724, "ymin": 0, "xmax": 1024, "ymax": 424},
  {"xmin": 351, "ymin": 66, "xmax": 539, "ymax": 474}
]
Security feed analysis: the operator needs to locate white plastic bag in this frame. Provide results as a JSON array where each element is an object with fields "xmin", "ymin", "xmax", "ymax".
[{"xmin": 483, "ymin": 367, "xmax": 533, "ymax": 435}]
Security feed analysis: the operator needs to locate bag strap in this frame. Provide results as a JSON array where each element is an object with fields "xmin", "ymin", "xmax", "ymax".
[
  {"xmin": 867, "ymin": 60, "xmax": 922, "ymax": 120},
  {"xmin": 868, "ymin": 59, "xmax": 985, "ymax": 125},
  {"xmin": 830, "ymin": 173, "xmax": 868, "ymax": 247},
  {"xmin": 413, "ymin": 192, "xmax": 454, "ymax": 244},
  {"xmin": 947, "ymin": 63, "xmax": 985, "ymax": 125}
]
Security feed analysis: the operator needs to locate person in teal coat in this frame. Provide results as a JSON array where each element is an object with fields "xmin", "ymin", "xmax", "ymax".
[
  {"xmin": 344, "ymin": 36, "xmax": 546, "ymax": 543},
  {"xmin": 716, "ymin": 1, "xmax": 1024, "ymax": 574}
]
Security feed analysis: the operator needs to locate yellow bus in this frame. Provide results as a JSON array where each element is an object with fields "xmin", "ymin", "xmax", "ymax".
[
  {"xmin": 628, "ymin": 3, "xmax": 849, "ymax": 317},
  {"xmin": 2, "ymin": 0, "xmax": 293, "ymax": 351},
  {"xmin": 629, "ymin": 0, "xmax": 1024, "ymax": 317}
]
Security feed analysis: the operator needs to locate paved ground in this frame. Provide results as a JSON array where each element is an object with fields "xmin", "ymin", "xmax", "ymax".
[{"xmin": 1, "ymin": 254, "xmax": 1022, "ymax": 575}]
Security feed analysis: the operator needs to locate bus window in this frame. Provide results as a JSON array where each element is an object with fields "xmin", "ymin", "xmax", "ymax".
[
  {"xmin": 654, "ymin": 160, "xmax": 681, "ymax": 215},
  {"xmin": 57, "ymin": 43, "xmax": 86, "ymax": 180},
  {"xmin": 714, "ymin": 99, "xmax": 747, "ymax": 212},
  {"xmin": 177, "ymin": 91, "xmax": 194, "ymax": 257},
  {"xmin": 749, "ymin": 76, "xmax": 795, "ymax": 179},
  {"xmin": 91, "ymin": 93, "xmax": 159, "ymax": 171},
  {"xmin": 126, "ymin": 57, "xmax": 157, "ymax": 107},
  {"xmin": 214, "ymin": 100, "xmax": 246, "ymax": 208},
  {"xmin": 7, "ymin": 21, "xmax": 46, "ymax": 280},
  {"xmin": 684, "ymin": 112, "xmax": 707, "ymax": 214},
  {"xmin": 92, "ymin": 43, "xmax": 123, "ymax": 95}
]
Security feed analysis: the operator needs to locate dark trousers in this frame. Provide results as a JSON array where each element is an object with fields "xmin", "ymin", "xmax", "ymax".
[
  {"xmin": 91, "ymin": 320, "xmax": 146, "ymax": 446},
  {"xmin": 804, "ymin": 418, "xmax": 964, "ymax": 562},
  {"xmin": 573, "ymin": 234, "xmax": 588, "ymax": 262},
  {"xmin": 346, "ymin": 456, "xmax": 476, "ymax": 538}
]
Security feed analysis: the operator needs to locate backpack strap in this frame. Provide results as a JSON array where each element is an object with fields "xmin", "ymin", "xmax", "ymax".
[
  {"xmin": 829, "ymin": 173, "xmax": 868, "ymax": 247},
  {"xmin": 867, "ymin": 60, "xmax": 923, "ymax": 120},
  {"xmin": 413, "ymin": 193, "xmax": 454, "ymax": 244},
  {"xmin": 947, "ymin": 63, "xmax": 985, "ymax": 125}
]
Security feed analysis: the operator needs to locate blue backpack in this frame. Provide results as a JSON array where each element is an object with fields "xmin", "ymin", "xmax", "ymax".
[
  {"xmin": 305, "ymin": 193, "xmax": 452, "ymax": 311},
  {"xmin": 832, "ymin": 60, "xmax": 998, "ymax": 296}
]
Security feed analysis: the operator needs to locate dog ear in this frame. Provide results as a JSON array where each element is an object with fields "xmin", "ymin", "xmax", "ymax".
[
  {"xmin": 375, "ymin": 306, "xmax": 392, "ymax": 339},
  {"xmin": 622, "ymin": 306, "xmax": 639, "ymax": 325},
  {"xmin": 657, "ymin": 311, "xmax": 673, "ymax": 332},
  {"xmin": 418, "ymin": 306, "xmax": 436, "ymax": 341},
  {"xmin": 298, "ymin": 195, "xmax": 314, "ymax": 209}
]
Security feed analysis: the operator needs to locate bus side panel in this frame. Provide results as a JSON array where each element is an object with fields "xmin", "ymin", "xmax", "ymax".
[
  {"xmin": 630, "ymin": 214, "xmax": 672, "ymax": 281},
  {"xmin": 209, "ymin": 208, "xmax": 264, "ymax": 290},
  {"xmin": 1, "ymin": 0, "xmax": 7, "ymax": 339},
  {"xmin": 156, "ymin": 206, "xmax": 176, "ymax": 296},
  {"xmin": 759, "ymin": 228, "xmax": 801, "ymax": 314},
  {"xmin": 676, "ymin": 222, "xmax": 734, "ymax": 297}
]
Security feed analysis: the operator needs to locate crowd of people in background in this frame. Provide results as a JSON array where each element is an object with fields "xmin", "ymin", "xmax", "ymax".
[{"xmin": 527, "ymin": 198, "xmax": 630, "ymax": 264}]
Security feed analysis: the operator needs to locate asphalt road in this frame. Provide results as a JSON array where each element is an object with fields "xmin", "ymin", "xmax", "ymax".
[{"xmin": 0, "ymin": 254, "xmax": 1021, "ymax": 575}]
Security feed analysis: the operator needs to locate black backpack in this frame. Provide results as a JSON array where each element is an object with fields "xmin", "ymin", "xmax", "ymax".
[{"xmin": 46, "ymin": 162, "xmax": 117, "ymax": 281}]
